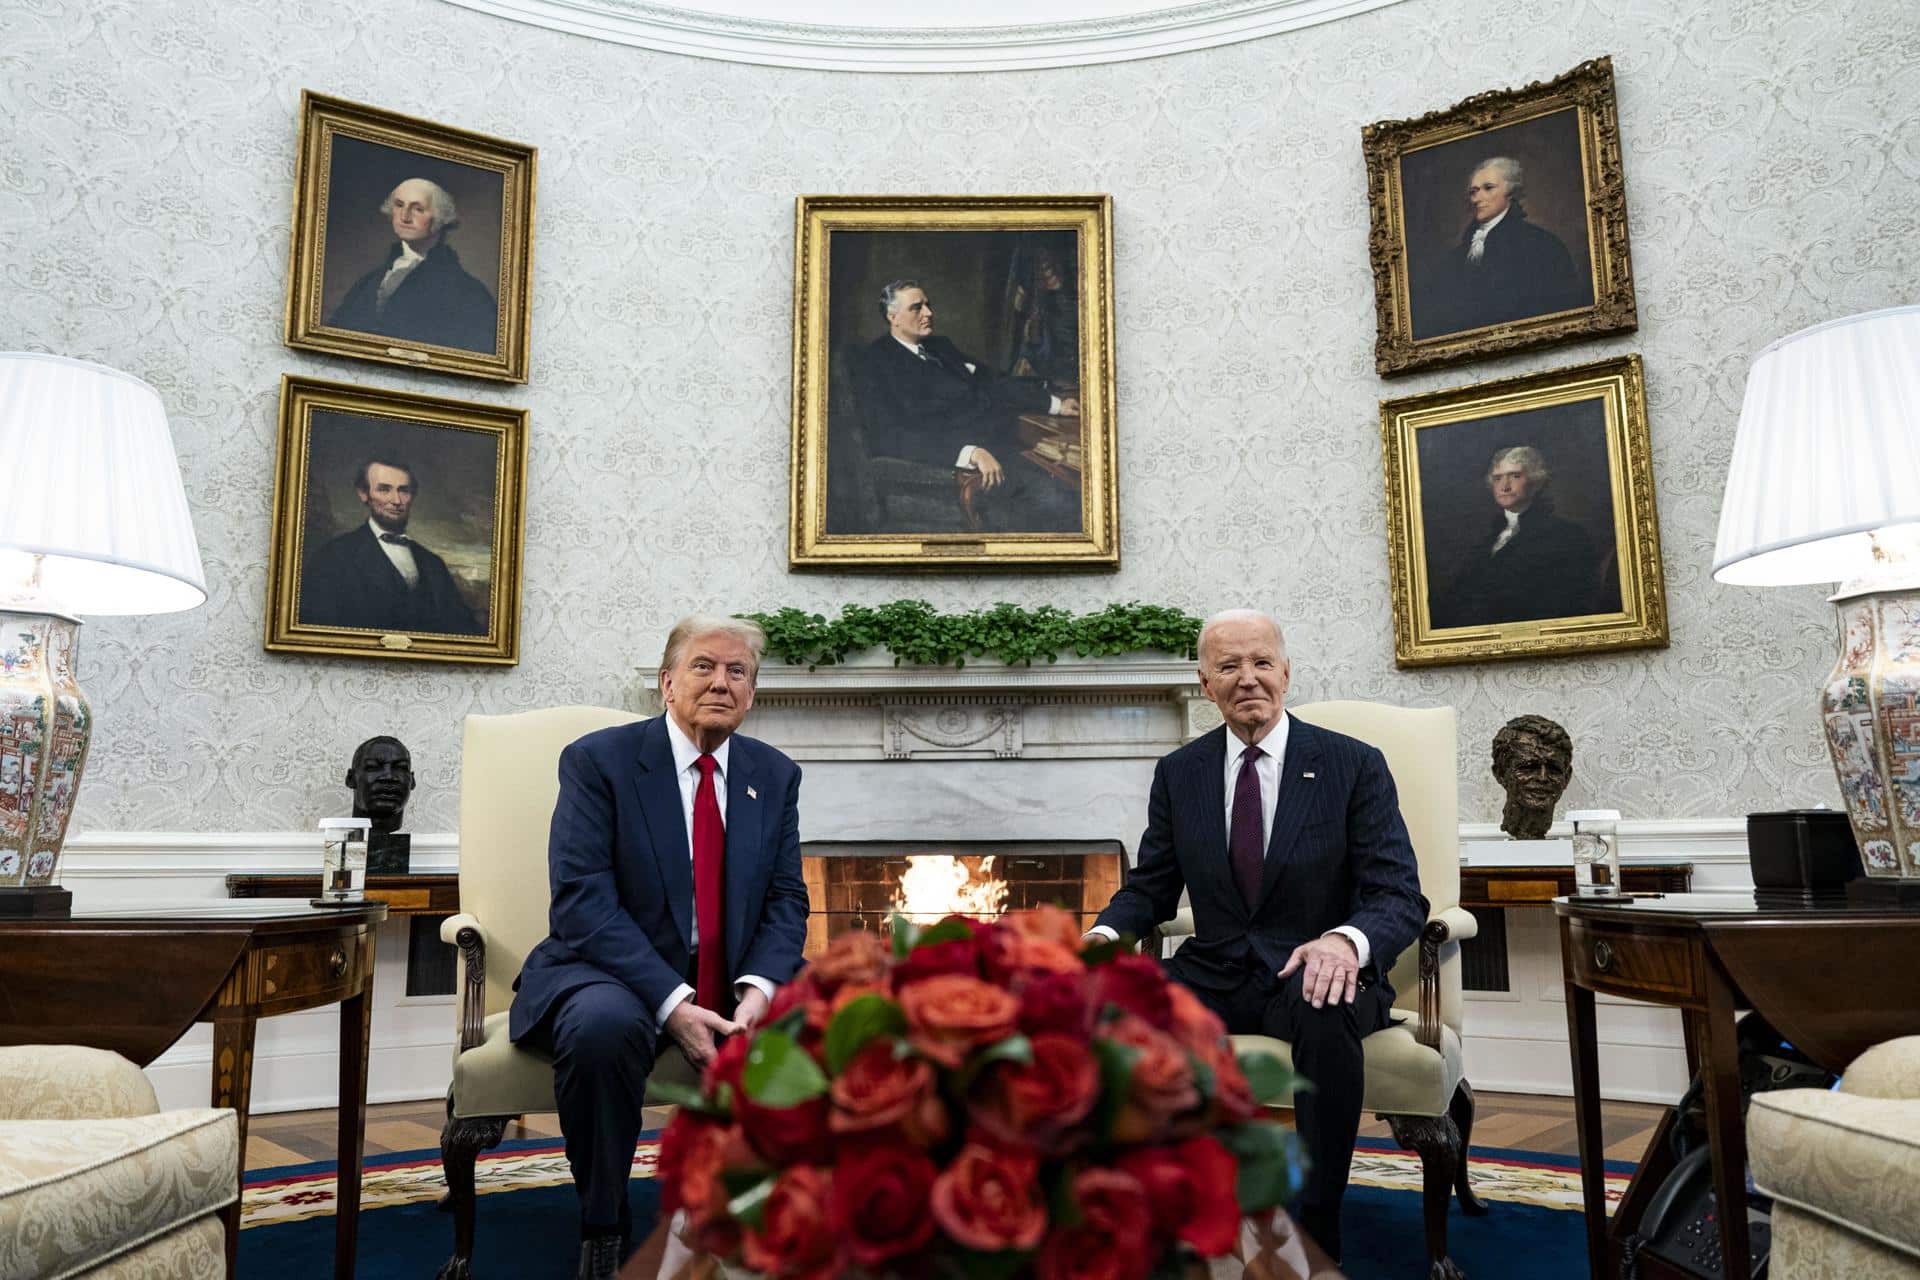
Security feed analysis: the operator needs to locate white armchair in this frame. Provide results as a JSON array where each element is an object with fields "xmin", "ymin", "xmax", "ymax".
[
  {"xmin": 435, "ymin": 707, "xmax": 695, "ymax": 1280},
  {"xmin": 1159, "ymin": 700, "xmax": 1482, "ymax": 1279}
]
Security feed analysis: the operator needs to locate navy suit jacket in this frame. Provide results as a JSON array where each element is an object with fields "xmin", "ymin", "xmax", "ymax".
[
  {"xmin": 1094, "ymin": 718, "xmax": 1426, "ymax": 998},
  {"xmin": 509, "ymin": 716, "xmax": 810, "ymax": 1042}
]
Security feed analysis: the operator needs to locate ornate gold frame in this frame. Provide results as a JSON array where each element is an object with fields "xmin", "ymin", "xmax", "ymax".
[
  {"xmin": 264, "ymin": 375, "xmax": 528, "ymax": 664},
  {"xmin": 284, "ymin": 91, "xmax": 536, "ymax": 383},
  {"xmin": 1380, "ymin": 354, "xmax": 1666, "ymax": 668},
  {"xmin": 1364, "ymin": 57, "xmax": 1636, "ymax": 376},
  {"xmin": 788, "ymin": 194, "xmax": 1118, "ymax": 570}
]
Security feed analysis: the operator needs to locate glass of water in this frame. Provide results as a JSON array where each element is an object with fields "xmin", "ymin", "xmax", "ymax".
[
  {"xmin": 318, "ymin": 817, "xmax": 371, "ymax": 903},
  {"xmin": 1567, "ymin": 809, "xmax": 1622, "ymax": 896}
]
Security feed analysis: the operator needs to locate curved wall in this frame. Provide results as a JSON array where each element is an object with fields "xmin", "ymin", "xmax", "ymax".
[{"xmin": 4, "ymin": 0, "xmax": 1913, "ymax": 834}]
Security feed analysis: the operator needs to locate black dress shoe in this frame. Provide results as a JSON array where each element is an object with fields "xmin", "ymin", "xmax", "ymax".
[{"xmin": 576, "ymin": 1233, "xmax": 622, "ymax": 1280}]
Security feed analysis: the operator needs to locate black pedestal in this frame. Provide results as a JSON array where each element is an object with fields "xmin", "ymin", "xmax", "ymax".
[
  {"xmin": 368, "ymin": 831, "xmax": 411, "ymax": 875},
  {"xmin": 0, "ymin": 885, "xmax": 73, "ymax": 917},
  {"xmin": 1846, "ymin": 877, "xmax": 1920, "ymax": 908}
]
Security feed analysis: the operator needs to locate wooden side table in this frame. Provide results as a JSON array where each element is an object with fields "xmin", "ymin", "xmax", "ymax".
[
  {"xmin": 1461, "ymin": 862, "xmax": 1691, "ymax": 909},
  {"xmin": 0, "ymin": 900, "xmax": 388, "ymax": 1279},
  {"xmin": 1555, "ymin": 892, "xmax": 1920, "ymax": 1279},
  {"xmin": 227, "ymin": 870, "xmax": 460, "ymax": 916}
]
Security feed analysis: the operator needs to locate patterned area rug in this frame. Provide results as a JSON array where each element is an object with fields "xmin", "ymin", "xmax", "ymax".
[{"xmin": 241, "ymin": 1134, "xmax": 1631, "ymax": 1278}]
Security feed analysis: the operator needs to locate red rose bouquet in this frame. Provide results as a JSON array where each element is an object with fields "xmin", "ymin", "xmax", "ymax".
[{"xmin": 656, "ymin": 906, "xmax": 1307, "ymax": 1279}]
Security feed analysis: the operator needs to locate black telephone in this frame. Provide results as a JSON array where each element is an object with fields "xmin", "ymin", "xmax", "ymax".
[{"xmin": 1634, "ymin": 1146, "xmax": 1770, "ymax": 1278}]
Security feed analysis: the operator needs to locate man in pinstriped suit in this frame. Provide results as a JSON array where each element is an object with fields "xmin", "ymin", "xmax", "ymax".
[{"xmin": 1089, "ymin": 609, "xmax": 1426, "ymax": 1261}]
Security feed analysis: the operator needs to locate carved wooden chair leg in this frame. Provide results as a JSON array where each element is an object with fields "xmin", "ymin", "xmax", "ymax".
[
  {"xmin": 1448, "ymin": 1080, "xmax": 1489, "ymax": 1216},
  {"xmin": 1384, "ymin": 1110, "xmax": 1466, "ymax": 1280},
  {"xmin": 436, "ymin": 1110, "xmax": 510, "ymax": 1280}
]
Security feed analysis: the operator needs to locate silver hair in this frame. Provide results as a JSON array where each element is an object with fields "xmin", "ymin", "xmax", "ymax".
[
  {"xmin": 659, "ymin": 614, "xmax": 767, "ymax": 683},
  {"xmin": 1486, "ymin": 446, "xmax": 1551, "ymax": 490},
  {"xmin": 880, "ymin": 278, "xmax": 923, "ymax": 319},
  {"xmin": 379, "ymin": 178, "xmax": 459, "ymax": 231},
  {"xmin": 1471, "ymin": 156, "xmax": 1525, "ymax": 202},
  {"xmin": 1197, "ymin": 608, "xmax": 1288, "ymax": 664}
]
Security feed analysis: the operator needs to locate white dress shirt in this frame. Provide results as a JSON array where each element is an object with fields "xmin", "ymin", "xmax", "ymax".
[
  {"xmin": 1466, "ymin": 207, "xmax": 1509, "ymax": 264},
  {"xmin": 655, "ymin": 714, "xmax": 776, "ymax": 1028},
  {"xmin": 1489, "ymin": 505, "xmax": 1527, "ymax": 555},
  {"xmin": 375, "ymin": 239, "xmax": 426, "ymax": 309},
  {"xmin": 891, "ymin": 335, "xmax": 1064, "ymax": 466},
  {"xmin": 369, "ymin": 519, "xmax": 420, "ymax": 587},
  {"xmin": 1092, "ymin": 711, "xmax": 1371, "ymax": 967}
]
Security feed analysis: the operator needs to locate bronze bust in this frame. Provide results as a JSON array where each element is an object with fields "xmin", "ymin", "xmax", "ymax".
[
  {"xmin": 1490, "ymin": 715, "xmax": 1573, "ymax": 840},
  {"xmin": 347, "ymin": 735, "xmax": 415, "ymax": 873}
]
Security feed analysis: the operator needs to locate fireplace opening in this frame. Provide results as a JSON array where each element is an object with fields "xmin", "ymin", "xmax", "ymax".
[{"xmin": 800, "ymin": 839, "xmax": 1126, "ymax": 957}]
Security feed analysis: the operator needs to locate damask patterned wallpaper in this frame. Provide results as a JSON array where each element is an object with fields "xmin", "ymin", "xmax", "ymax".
[{"xmin": 3, "ymin": 0, "xmax": 1912, "ymax": 834}]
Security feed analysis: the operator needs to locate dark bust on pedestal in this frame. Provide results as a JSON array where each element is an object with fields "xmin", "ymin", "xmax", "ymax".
[
  {"xmin": 348, "ymin": 735, "xmax": 415, "ymax": 873},
  {"xmin": 1491, "ymin": 715, "xmax": 1573, "ymax": 840}
]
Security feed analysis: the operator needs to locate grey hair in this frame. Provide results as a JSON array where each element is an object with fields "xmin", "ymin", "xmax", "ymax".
[
  {"xmin": 659, "ymin": 614, "xmax": 767, "ymax": 683},
  {"xmin": 1197, "ymin": 608, "xmax": 1288, "ymax": 664},
  {"xmin": 880, "ymin": 278, "xmax": 923, "ymax": 319},
  {"xmin": 1471, "ymin": 156, "xmax": 1525, "ymax": 202},
  {"xmin": 380, "ymin": 178, "xmax": 459, "ymax": 231},
  {"xmin": 1486, "ymin": 446, "xmax": 1551, "ymax": 491}
]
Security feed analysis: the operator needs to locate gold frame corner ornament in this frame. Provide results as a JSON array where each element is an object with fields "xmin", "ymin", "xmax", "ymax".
[
  {"xmin": 1364, "ymin": 56, "xmax": 1637, "ymax": 377},
  {"xmin": 1379, "ymin": 352, "xmax": 1667, "ymax": 668},
  {"xmin": 787, "ymin": 193, "xmax": 1119, "ymax": 571},
  {"xmin": 263, "ymin": 373, "xmax": 529, "ymax": 665},
  {"xmin": 283, "ymin": 90, "xmax": 537, "ymax": 384}
]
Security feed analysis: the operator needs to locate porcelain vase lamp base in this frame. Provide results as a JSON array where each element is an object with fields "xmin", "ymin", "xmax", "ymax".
[
  {"xmin": 0, "ymin": 608, "xmax": 92, "ymax": 917},
  {"xmin": 1820, "ymin": 585, "xmax": 1920, "ymax": 906}
]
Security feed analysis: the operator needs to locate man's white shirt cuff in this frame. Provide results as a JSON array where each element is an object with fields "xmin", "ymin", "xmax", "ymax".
[
  {"xmin": 956, "ymin": 445, "xmax": 976, "ymax": 467},
  {"xmin": 1326, "ymin": 926, "xmax": 1370, "ymax": 967},
  {"xmin": 1086, "ymin": 924, "xmax": 1118, "ymax": 942},
  {"xmin": 656, "ymin": 984, "xmax": 694, "ymax": 1028},
  {"xmin": 737, "ymin": 975, "xmax": 776, "ymax": 1002}
]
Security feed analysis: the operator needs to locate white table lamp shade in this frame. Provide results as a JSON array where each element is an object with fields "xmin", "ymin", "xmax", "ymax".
[
  {"xmin": 1712, "ymin": 304, "xmax": 1920, "ymax": 586},
  {"xmin": 0, "ymin": 352, "xmax": 206, "ymax": 614}
]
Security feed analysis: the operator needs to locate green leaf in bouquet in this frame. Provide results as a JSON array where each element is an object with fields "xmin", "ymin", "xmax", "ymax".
[
  {"xmin": 647, "ymin": 1079, "xmax": 729, "ymax": 1118},
  {"xmin": 824, "ymin": 992, "xmax": 907, "ymax": 1074},
  {"xmin": 1042, "ymin": 1162, "xmax": 1081, "ymax": 1228},
  {"xmin": 1238, "ymin": 1051, "xmax": 1310, "ymax": 1106},
  {"xmin": 1090, "ymin": 1037, "xmax": 1142, "ymax": 1140},
  {"xmin": 766, "ymin": 1004, "xmax": 808, "ymax": 1040},
  {"xmin": 725, "ymin": 1173, "xmax": 776, "ymax": 1229},
  {"xmin": 935, "ymin": 1249, "xmax": 1032, "ymax": 1280},
  {"xmin": 913, "ymin": 917, "xmax": 975, "ymax": 949},
  {"xmin": 1079, "ymin": 934, "xmax": 1135, "ymax": 967},
  {"xmin": 1219, "ymin": 1121, "xmax": 1310, "ymax": 1213},
  {"xmin": 954, "ymin": 1033, "xmax": 1033, "ymax": 1091},
  {"xmin": 742, "ymin": 1030, "xmax": 830, "ymax": 1107},
  {"xmin": 889, "ymin": 912, "xmax": 921, "ymax": 959}
]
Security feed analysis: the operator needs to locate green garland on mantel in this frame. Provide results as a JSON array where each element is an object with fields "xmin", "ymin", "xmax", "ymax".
[{"xmin": 738, "ymin": 600, "xmax": 1202, "ymax": 670}]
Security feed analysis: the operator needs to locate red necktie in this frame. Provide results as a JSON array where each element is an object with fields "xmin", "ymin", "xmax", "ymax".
[{"xmin": 692, "ymin": 754, "xmax": 728, "ymax": 1013}]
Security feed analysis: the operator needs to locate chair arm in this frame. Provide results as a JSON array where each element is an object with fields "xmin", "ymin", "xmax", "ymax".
[
  {"xmin": 0, "ymin": 1045, "xmax": 158, "ymax": 1121},
  {"xmin": 441, "ymin": 913, "xmax": 490, "ymax": 1054},
  {"xmin": 1414, "ymin": 906, "xmax": 1477, "ymax": 1052},
  {"xmin": 1155, "ymin": 909, "xmax": 1196, "ymax": 940}
]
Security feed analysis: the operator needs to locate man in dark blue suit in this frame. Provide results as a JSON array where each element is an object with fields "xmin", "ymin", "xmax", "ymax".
[
  {"xmin": 1089, "ymin": 610, "xmax": 1426, "ymax": 1260},
  {"xmin": 509, "ymin": 616, "xmax": 808, "ymax": 1279}
]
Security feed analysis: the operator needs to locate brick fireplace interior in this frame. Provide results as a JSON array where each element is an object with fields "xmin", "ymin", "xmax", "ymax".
[{"xmin": 800, "ymin": 840, "xmax": 1125, "ymax": 957}]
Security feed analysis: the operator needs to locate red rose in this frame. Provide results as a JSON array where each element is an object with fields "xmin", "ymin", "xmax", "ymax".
[
  {"xmin": 741, "ymin": 1165, "xmax": 839, "ymax": 1280},
  {"xmin": 1018, "ymin": 970, "xmax": 1095, "ymax": 1038},
  {"xmin": 657, "ymin": 1114, "xmax": 745, "ymax": 1255},
  {"xmin": 702, "ymin": 1030, "xmax": 752, "ymax": 1098},
  {"xmin": 1091, "ymin": 954, "xmax": 1174, "ymax": 1030},
  {"xmin": 982, "ymin": 929, "xmax": 1086, "ymax": 986},
  {"xmin": 1036, "ymin": 1226, "xmax": 1152, "ymax": 1280},
  {"xmin": 738, "ymin": 1092, "xmax": 832, "ymax": 1167},
  {"xmin": 1198, "ymin": 1040, "xmax": 1262, "ymax": 1123},
  {"xmin": 830, "ymin": 1038, "xmax": 949, "ymax": 1147},
  {"xmin": 1070, "ymin": 1167, "xmax": 1153, "ymax": 1251},
  {"xmin": 810, "ymin": 929, "xmax": 889, "ymax": 997},
  {"xmin": 1003, "ymin": 903, "xmax": 1087, "ymax": 953},
  {"xmin": 1165, "ymin": 982, "xmax": 1228, "ymax": 1056},
  {"xmin": 1117, "ymin": 1136, "xmax": 1242, "ymax": 1256},
  {"xmin": 765, "ymin": 973, "xmax": 831, "ymax": 1041},
  {"xmin": 830, "ymin": 1144, "xmax": 938, "ymax": 1266},
  {"xmin": 899, "ymin": 974, "xmax": 1022, "ymax": 1069},
  {"xmin": 892, "ymin": 920, "xmax": 984, "ymax": 988},
  {"xmin": 970, "ymin": 1032, "xmax": 1100, "ymax": 1153},
  {"xmin": 1104, "ymin": 1015, "xmax": 1199, "ymax": 1144},
  {"xmin": 930, "ymin": 1144, "xmax": 1047, "ymax": 1252}
]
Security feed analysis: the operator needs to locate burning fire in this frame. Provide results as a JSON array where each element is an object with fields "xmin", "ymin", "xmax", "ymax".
[{"xmin": 890, "ymin": 855, "xmax": 1008, "ymax": 926}]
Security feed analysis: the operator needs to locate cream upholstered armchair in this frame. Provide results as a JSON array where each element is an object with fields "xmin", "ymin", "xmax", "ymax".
[
  {"xmin": 0, "ymin": 1044, "xmax": 238, "ymax": 1279},
  {"xmin": 1749, "ymin": 1035, "xmax": 1920, "ymax": 1278},
  {"xmin": 436, "ymin": 707, "xmax": 696, "ymax": 1280},
  {"xmin": 1159, "ymin": 700, "xmax": 1482, "ymax": 1279}
]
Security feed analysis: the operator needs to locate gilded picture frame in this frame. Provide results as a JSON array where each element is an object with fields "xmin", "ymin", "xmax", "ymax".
[
  {"xmin": 264, "ymin": 375, "xmax": 528, "ymax": 664},
  {"xmin": 284, "ymin": 91, "xmax": 536, "ymax": 383},
  {"xmin": 1380, "ymin": 354, "xmax": 1666, "ymax": 668},
  {"xmin": 1364, "ymin": 57, "xmax": 1636, "ymax": 376},
  {"xmin": 789, "ymin": 194, "xmax": 1118, "ymax": 570}
]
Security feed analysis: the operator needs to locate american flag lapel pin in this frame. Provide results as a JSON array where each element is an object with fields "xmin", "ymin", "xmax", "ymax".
[
  {"xmin": 1303, "ymin": 772, "xmax": 1316, "ymax": 779},
  {"xmin": 747, "ymin": 786, "xmax": 758, "ymax": 800}
]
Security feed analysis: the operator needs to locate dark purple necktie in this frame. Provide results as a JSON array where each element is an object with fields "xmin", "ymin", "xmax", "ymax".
[{"xmin": 1230, "ymin": 744, "xmax": 1266, "ymax": 907}]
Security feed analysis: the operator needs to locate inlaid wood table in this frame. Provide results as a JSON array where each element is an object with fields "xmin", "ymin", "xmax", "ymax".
[{"xmin": 0, "ymin": 900, "xmax": 388, "ymax": 1279}]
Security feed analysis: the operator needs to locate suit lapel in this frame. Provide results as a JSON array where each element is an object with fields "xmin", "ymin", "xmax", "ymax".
[
  {"xmin": 722, "ymin": 741, "xmax": 764, "ymax": 973},
  {"xmin": 1256, "ymin": 717, "xmax": 1323, "ymax": 910},
  {"xmin": 633, "ymin": 717, "xmax": 694, "ymax": 949},
  {"xmin": 1184, "ymin": 729, "xmax": 1235, "ymax": 912}
]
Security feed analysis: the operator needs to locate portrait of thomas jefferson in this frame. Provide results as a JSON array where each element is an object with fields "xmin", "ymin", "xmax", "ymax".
[
  {"xmin": 318, "ymin": 135, "xmax": 505, "ymax": 355},
  {"xmin": 1401, "ymin": 109, "xmax": 1597, "ymax": 343}
]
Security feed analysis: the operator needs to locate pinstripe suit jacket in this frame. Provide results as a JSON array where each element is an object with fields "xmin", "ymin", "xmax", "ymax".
[{"xmin": 1095, "ymin": 718, "xmax": 1426, "ymax": 996}]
